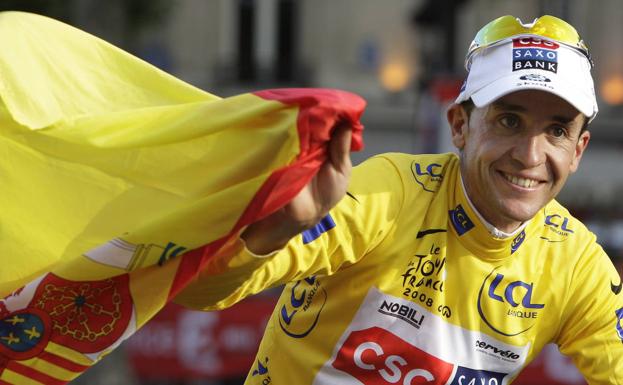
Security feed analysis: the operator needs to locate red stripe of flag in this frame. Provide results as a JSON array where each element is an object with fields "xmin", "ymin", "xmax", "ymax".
[
  {"xmin": 39, "ymin": 351, "xmax": 90, "ymax": 373},
  {"xmin": 6, "ymin": 361, "xmax": 67, "ymax": 385},
  {"xmin": 0, "ymin": 380, "xmax": 13, "ymax": 385},
  {"xmin": 168, "ymin": 88, "xmax": 365, "ymax": 299}
]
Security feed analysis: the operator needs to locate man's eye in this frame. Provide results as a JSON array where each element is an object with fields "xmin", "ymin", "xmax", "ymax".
[
  {"xmin": 552, "ymin": 126, "xmax": 567, "ymax": 137},
  {"xmin": 499, "ymin": 115, "xmax": 519, "ymax": 128}
]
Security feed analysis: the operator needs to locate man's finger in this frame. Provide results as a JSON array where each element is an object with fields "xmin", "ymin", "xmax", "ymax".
[{"xmin": 329, "ymin": 123, "xmax": 353, "ymax": 175}]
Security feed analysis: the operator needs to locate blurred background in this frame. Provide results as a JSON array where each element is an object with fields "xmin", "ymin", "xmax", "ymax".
[{"xmin": 3, "ymin": 0, "xmax": 621, "ymax": 384}]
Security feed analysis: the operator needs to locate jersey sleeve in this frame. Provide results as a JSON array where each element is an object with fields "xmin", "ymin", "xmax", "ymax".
[
  {"xmin": 555, "ymin": 239, "xmax": 623, "ymax": 385},
  {"xmin": 174, "ymin": 154, "xmax": 405, "ymax": 310}
]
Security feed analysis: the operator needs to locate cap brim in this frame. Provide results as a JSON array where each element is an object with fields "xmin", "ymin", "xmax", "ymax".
[{"xmin": 470, "ymin": 73, "xmax": 597, "ymax": 120}]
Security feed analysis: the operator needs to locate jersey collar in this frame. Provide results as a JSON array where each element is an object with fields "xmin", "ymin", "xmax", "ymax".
[
  {"xmin": 459, "ymin": 175, "xmax": 529, "ymax": 239},
  {"xmin": 448, "ymin": 170, "xmax": 543, "ymax": 261}
]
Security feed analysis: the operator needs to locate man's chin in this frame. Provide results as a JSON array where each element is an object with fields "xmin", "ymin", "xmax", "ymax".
[
  {"xmin": 474, "ymin": 193, "xmax": 543, "ymax": 229},
  {"xmin": 500, "ymin": 204, "xmax": 541, "ymax": 225}
]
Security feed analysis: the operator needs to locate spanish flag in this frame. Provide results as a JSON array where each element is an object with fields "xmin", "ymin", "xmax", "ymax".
[{"xmin": 0, "ymin": 12, "xmax": 365, "ymax": 384}]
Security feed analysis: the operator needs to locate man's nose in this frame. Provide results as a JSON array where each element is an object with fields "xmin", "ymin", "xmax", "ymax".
[{"xmin": 511, "ymin": 133, "xmax": 546, "ymax": 168}]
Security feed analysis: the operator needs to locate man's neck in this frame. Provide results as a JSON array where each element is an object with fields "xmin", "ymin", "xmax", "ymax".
[{"xmin": 460, "ymin": 176, "xmax": 528, "ymax": 239}]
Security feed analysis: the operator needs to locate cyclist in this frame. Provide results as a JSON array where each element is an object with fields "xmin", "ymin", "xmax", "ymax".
[{"xmin": 177, "ymin": 15, "xmax": 623, "ymax": 384}]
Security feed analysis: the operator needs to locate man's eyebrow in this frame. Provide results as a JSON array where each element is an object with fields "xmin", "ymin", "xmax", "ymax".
[
  {"xmin": 491, "ymin": 100, "xmax": 527, "ymax": 112},
  {"xmin": 492, "ymin": 101, "xmax": 576, "ymax": 124},
  {"xmin": 550, "ymin": 115, "xmax": 576, "ymax": 125}
]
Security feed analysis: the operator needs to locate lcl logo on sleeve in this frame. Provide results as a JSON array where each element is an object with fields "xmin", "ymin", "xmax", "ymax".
[
  {"xmin": 278, "ymin": 276, "xmax": 327, "ymax": 338},
  {"xmin": 411, "ymin": 162, "xmax": 444, "ymax": 193}
]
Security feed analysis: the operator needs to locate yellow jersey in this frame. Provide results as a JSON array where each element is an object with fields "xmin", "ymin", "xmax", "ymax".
[{"xmin": 176, "ymin": 152, "xmax": 623, "ymax": 385}]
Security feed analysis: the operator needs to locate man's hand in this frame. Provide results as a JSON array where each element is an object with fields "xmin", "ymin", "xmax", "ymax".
[{"xmin": 241, "ymin": 124, "xmax": 353, "ymax": 255}]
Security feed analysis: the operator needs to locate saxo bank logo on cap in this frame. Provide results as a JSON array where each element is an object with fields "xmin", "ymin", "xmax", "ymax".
[{"xmin": 512, "ymin": 37, "xmax": 559, "ymax": 73}]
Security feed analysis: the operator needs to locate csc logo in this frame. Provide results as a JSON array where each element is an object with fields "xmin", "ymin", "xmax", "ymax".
[
  {"xmin": 477, "ymin": 268, "xmax": 545, "ymax": 337},
  {"xmin": 332, "ymin": 327, "xmax": 454, "ymax": 384},
  {"xmin": 412, "ymin": 162, "xmax": 444, "ymax": 192},
  {"xmin": 513, "ymin": 37, "xmax": 560, "ymax": 49},
  {"xmin": 354, "ymin": 342, "xmax": 434, "ymax": 383}
]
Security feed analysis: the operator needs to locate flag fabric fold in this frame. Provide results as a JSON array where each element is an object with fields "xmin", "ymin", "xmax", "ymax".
[{"xmin": 0, "ymin": 11, "xmax": 365, "ymax": 384}]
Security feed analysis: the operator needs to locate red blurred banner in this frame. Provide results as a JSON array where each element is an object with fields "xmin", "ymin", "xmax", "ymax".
[
  {"xmin": 513, "ymin": 344, "xmax": 586, "ymax": 385},
  {"xmin": 125, "ymin": 295, "xmax": 276, "ymax": 380}
]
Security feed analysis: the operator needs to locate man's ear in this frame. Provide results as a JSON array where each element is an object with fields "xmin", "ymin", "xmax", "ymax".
[
  {"xmin": 569, "ymin": 129, "xmax": 590, "ymax": 173},
  {"xmin": 447, "ymin": 103, "xmax": 469, "ymax": 150}
]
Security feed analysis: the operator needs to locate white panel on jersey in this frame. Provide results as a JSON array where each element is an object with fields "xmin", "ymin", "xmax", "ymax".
[{"xmin": 313, "ymin": 287, "xmax": 530, "ymax": 385}]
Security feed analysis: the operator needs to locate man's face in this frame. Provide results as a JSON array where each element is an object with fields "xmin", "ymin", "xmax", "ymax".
[{"xmin": 447, "ymin": 90, "xmax": 590, "ymax": 233}]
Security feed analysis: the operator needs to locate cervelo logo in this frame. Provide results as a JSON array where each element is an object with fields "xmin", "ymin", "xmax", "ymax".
[
  {"xmin": 474, "ymin": 340, "xmax": 520, "ymax": 360},
  {"xmin": 512, "ymin": 37, "xmax": 559, "ymax": 73},
  {"xmin": 332, "ymin": 326, "xmax": 454, "ymax": 384},
  {"xmin": 412, "ymin": 162, "xmax": 444, "ymax": 193},
  {"xmin": 477, "ymin": 267, "xmax": 545, "ymax": 337}
]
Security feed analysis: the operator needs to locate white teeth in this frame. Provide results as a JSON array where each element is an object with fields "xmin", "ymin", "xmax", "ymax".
[{"xmin": 504, "ymin": 174, "xmax": 537, "ymax": 188}]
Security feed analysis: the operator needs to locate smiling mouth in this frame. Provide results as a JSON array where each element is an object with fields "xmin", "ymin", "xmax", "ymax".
[{"xmin": 501, "ymin": 172, "xmax": 539, "ymax": 188}]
